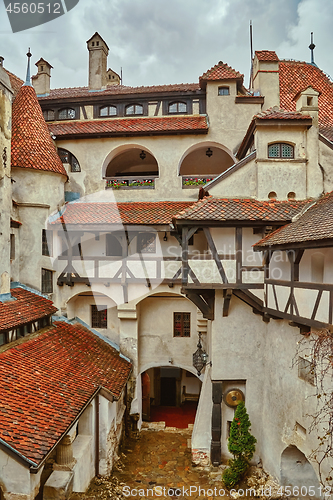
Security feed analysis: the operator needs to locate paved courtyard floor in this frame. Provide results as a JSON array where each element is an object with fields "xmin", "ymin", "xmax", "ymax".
[{"xmin": 70, "ymin": 428, "xmax": 228, "ymax": 500}]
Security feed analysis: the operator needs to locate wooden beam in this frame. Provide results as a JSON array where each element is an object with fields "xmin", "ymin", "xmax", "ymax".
[
  {"xmin": 203, "ymin": 227, "xmax": 228, "ymax": 283},
  {"xmin": 223, "ymin": 289, "xmax": 232, "ymax": 317},
  {"xmin": 236, "ymin": 227, "xmax": 242, "ymax": 284},
  {"xmin": 182, "ymin": 227, "xmax": 189, "ymax": 286}
]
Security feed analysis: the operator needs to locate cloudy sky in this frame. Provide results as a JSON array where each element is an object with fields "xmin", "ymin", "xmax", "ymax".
[{"xmin": 0, "ymin": 0, "xmax": 332, "ymax": 90}]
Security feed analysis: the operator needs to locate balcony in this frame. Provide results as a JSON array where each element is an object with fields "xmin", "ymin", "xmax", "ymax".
[
  {"xmin": 105, "ymin": 177, "xmax": 156, "ymax": 190},
  {"xmin": 182, "ymin": 175, "xmax": 217, "ymax": 188}
]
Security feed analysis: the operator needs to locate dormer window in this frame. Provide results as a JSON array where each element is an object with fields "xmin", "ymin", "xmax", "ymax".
[
  {"xmin": 100, "ymin": 105, "xmax": 117, "ymax": 117},
  {"xmin": 58, "ymin": 148, "xmax": 81, "ymax": 172},
  {"xmin": 218, "ymin": 86, "xmax": 229, "ymax": 96},
  {"xmin": 41, "ymin": 65, "xmax": 44, "ymax": 71},
  {"xmin": 268, "ymin": 143, "xmax": 294, "ymax": 159},
  {"xmin": 125, "ymin": 104, "xmax": 143, "ymax": 115},
  {"xmin": 58, "ymin": 108, "xmax": 76, "ymax": 120},
  {"xmin": 169, "ymin": 102, "xmax": 187, "ymax": 114}
]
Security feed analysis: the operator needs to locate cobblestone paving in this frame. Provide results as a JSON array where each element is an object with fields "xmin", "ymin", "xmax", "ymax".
[{"xmin": 70, "ymin": 429, "xmax": 228, "ymax": 500}]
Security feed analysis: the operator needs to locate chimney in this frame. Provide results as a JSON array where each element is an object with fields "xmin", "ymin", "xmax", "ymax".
[
  {"xmin": 252, "ymin": 51, "xmax": 280, "ymax": 109},
  {"xmin": 32, "ymin": 58, "xmax": 53, "ymax": 96},
  {"xmin": 86, "ymin": 32, "xmax": 109, "ymax": 90},
  {"xmin": 106, "ymin": 68, "xmax": 120, "ymax": 86}
]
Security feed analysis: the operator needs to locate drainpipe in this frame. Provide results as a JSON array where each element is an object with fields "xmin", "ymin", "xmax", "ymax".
[{"xmin": 95, "ymin": 394, "xmax": 100, "ymax": 476}]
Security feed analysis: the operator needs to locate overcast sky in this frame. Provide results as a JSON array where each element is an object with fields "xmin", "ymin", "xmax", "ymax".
[{"xmin": 0, "ymin": 0, "xmax": 332, "ymax": 90}]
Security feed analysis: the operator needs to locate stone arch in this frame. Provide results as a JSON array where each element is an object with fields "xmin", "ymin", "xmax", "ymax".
[
  {"xmin": 280, "ymin": 445, "xmax": 320, "ymax": 495},
  {"xmin": 102, "ymin": 144, "xmax": 159, "ymax": 179},
  {"xmin": 178, "ymin": 141, "xmax": 236, "ymax": 177}
]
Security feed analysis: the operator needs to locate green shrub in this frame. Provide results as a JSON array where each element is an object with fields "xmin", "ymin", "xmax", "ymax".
[{"xmin": 222, "ymin": 402, "xmax": 257, "ymax": 488}]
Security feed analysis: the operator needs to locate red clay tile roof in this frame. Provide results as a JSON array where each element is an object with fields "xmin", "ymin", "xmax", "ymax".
[
  {"xmin": 0, "ymin": 287, "xmax": 57, "ymax": 331},
  {"xmin": 200, "ymin": 61, "xmax": 243, "ymax": 85},
  {"xmin": 48, "ymin": 116, "xmax": 208, "ymax": 139},
  {"xmin": 52, "ymin": 201, "xmax": 195, "ymax": 226},
  {"xmin": 255, "ymin": 50, "xmax": 279, "ymax": 62},
  {"xmin": 254, "ymin": 192, "xmax": 333, "ymax": 248},
  {"xmin": 11, "ymin": 85, "xmax": 67, "ymax": 176},
  {"xmin": 4, "ymin": 69, "xmax": 23, "ymax": 97},
  {"xmin": 0, "ymin": 321, "xmax": 132, "ymax": 466},
  {"xmin": 254, "ymin": 107, "xmax": 311, "ymax": 121},
  {"xmin": 279, "ymin": 60, "xmax": 333, "ymax": 130},
  {"xmin": 173, "ymin": 197, "xmax": 309, "ymax": 223},
  {"xmin": 38, "ymin": 83, "xmax": 200, "ymax": 101}
]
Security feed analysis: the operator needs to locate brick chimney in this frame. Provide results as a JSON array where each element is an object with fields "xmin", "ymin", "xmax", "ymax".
[{"xmin": 86, "ymin": 32, "xmax": 109, "ymax": 90}]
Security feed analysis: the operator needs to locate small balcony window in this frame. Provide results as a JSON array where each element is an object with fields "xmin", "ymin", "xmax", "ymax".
[
  {"xmin": 268, "ymin": 143, "xmax": 294, "ymax": 159},
  {"xmin": 137, "ymin": 233, "xmax": 156, "ymax": 253}
]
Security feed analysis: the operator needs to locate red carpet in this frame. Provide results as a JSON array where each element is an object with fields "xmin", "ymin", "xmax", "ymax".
[{"xmin": 150, "ymin": 402, "xmax": 197, "ymax": 428}]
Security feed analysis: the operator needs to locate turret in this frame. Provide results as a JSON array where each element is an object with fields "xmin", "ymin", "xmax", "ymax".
[
  {"xmin": 32, "ymin": 58, "xmax": 53, "ymax": 96},
  {"xmin": 86, "ymin": 32, "xmax": 109, "ymax": 90}
]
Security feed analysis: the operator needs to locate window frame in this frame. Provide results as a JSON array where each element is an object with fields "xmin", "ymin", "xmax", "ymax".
[
  {"xmin": 58, "ymin": 108, "xmax": 77, "ymax": 120},
  {"xmin": 41, "ymin": 268, "xmax": 53, "ymax": 294},
  {"xmin": 91, "ymin": 305, "xmax": 108, "ymax": 329},
  {"xmin": 10, "ymin": 233, "xmax": 15, "ymax": 260},
  {"xmin": 218, "ymin": 86, "xmax": 230, "ymax": 96},
  {"xmin": 137, "ymin": 233, "xmax": 156, "ymax": 254},
  {"xmin": 125, "ymin": 103, "xmax": 144, "ymax": 116},
  {"xmin": 168, "ymin": 101, "xmax": 187, "ymax": 114},
  {"xmin": 43, "ymin": 109, "xmax": 55, "ymax": 121},
  {"xmin": 42, "ymin": 229, "xmax": 53, "ymax": 257},
  {"xmin": 58, "ymin": 148, "xmax": 81, "ymax": 172},
  {"xmin": 99, "ymin": 105, "xmax": 117, "ymax": 117},
  {"xmin": 268, "ymin": 143, "xmax": 294, "ymax": 159},
  {"xmin": 173, "ymin": 312, "xmax": 191, "ymax": 337}
]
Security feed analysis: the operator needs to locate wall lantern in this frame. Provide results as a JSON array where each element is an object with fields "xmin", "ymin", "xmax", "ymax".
[
  {"xmin": 205, "ymin": 148, "xmax": 213, "ymax": 158},
  {"xmin": 140, "ymin": 150, "xmax": 146, "ymax": 160},
  {"xmin": 193, "ymin": 332, "xmax": 208, "ymax": 376}
]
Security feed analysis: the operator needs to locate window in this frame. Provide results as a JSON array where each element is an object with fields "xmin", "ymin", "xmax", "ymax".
[
  {"xmin": 218, "ymin": 87, "xmax": 230, "ymax": 96},
  {"xmin": 58, "ymin": 108, "xmax": 76, "ymax": 120},
  {"xmin": 268, "ymin": 143, "xmax": 294, "ymax": 159},
  {"xmin": 106, "ymin": 234, "xmax": 122, "ymax": 256},
  {"xmin": 91, "ymin": 305, "xmax": 107, "ymax": 328},
  {"xmin": 298, "ymin": 357, "xmax": 315, "ymax": 385},
  {"xmin": 58, "ymin": 148, "xmax": 81, "ymax": 172},
  {"xmin": 42, "ymin": 268, "xmax": 53, "ymax": 294},
  {"xmin": 42, "ymin": 229, "xmax": 53, "ymax": 257},
  {"xmin": 137, "ymin": 233, "xmax": 156, "ymax": 253},
  {"xmin": 174, "ymin": 312, "xmax": 191, "ymax": 337},
  {"xmin": 168, "ymin": 101, "xmax": 187, "ymax": 113},
  {"xmin": 43, "ymin": 109, "xmax": 55, "ymax": 121},
  {"xmin": 125, "ymin": 104, "xmax": 143, "ymax": 115},
  {"xmin": 10, "ymin": 234, "xmax": 15, "ymax": 260},
  {"xmin": 100, "ymin": 105, "xmax": 117, "ymax": 117}
]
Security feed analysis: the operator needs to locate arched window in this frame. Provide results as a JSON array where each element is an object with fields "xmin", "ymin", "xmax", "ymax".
[
  {"xmin": 168, "ymin": 101, "xmax": 187, "ymax": 113},
  {"xmin": 125, "ymin": 104, "xmax": 143, "ymax": 115},
  {"xmin": 100, "ymin": 105, "xmax": 117, "ymax": 117},
  {"xmin": 58, "ymin": 148, "xmax": 81, "ymax": 172},
  {"xmin": 268, "ymin": 143, "xmax": 294, "ymax": 159},
  {"xmin": 43, "ymin": 109, "xmax": 55, "ymax": 121},
  {"xmin": 58, "ymin": 108, "xmax": 76, "ymax": 120}
]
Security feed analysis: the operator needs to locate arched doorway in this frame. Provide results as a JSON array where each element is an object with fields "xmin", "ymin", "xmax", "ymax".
[
  {"xmin": 141, "ymin": 366, "xmax": 202, "ymax": 428},
  {"xmin": 281, "ymin": 445, "xmax": 321, "ymax": 496}
]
